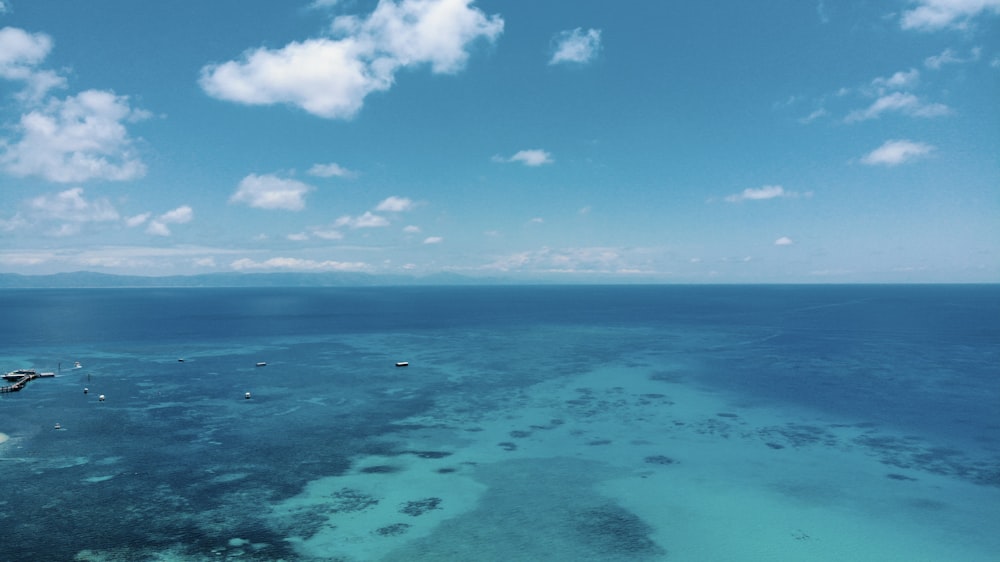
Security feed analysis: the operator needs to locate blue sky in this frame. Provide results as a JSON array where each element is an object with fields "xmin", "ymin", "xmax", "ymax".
[{"xmin": 0, "ymin": 0, "xmax": 997, "ymax": 282}]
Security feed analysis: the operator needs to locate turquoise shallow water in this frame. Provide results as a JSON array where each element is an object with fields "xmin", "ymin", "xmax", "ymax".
[{"xmin": 0, "ymin": 285, "xmax": 998, "ymax": 561}]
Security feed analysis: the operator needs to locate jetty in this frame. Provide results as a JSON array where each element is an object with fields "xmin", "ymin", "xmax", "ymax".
[{"xmin": 1, "ymin": 369, "xmax": 54, "ymax": 393}]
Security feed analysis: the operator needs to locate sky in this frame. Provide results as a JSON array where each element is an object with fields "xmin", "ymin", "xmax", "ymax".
[{"xmin": 0, "ymin": 0, "xmax": 998, "ymax": 283}]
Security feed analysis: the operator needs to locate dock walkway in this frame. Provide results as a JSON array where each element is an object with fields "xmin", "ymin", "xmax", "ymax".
[{"xmin": 0, "ymin": 370, "xmax": 52, "ymax": 393}]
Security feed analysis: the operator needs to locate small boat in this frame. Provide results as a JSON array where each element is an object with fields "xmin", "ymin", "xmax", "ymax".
[
  {"xmin": 395, "ymin": 361, "xmax": 409, "ymax": 367},
  {"xmin": 256, "ymin": 362, "xmax": 267, "ymax": 367},
  {"xmin": 178, "ymin": 358, "xmax": 185, "ymax": 363},
  {"xmin": 54, "ymin": 423, "xmax": 61, "ymax": 430},
  {"xmin": 74, "ymin": 362, "xmax": 82, "ymax": 369}
]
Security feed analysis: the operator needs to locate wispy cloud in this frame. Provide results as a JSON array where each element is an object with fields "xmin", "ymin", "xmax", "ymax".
[
  {"xmin": 926, "ymin": 46, "xmax": 981, "ymax": 70},
  {"xmin": 230, "ymin": 257, "xmax": 370, "ymax": 272},
  {"xmin": 423, "ymin": 236, "xmax": 443, "ymax": 244},
  {"xmin": 723, "ymin": 185, "xmax": 805, "ymax": 203},
  {"xmin": 199, "ymin": 0, "xmax": 503, "ymax": 119},
  {"xmin": 125, "ymin": 213, "xmax": 151, "ymax": 228},
  {"xmin": 482, "ymin": 246, "xmax": 648, "ymax": 275},
  {"xmin": 901, "ymin": 0, "xmax": 1000, "ymax": 31},
  {"xmin": 493, "ymin": 149, "xmax": 554, "ymax": 167},
  {"xmin": 845, "ymin": 92, "xmax": 950, "ymax": 122},
  {"xmin": 146, "ymin": 205, "xmax": 194, "ymax": 236},
  {"xmin": 549, "ymin": 28, "xmax": 602, "ymax": 65},
  {"xmin": 230, "ymin": 174, "xmax": 314, "ymax": 211},
  {"xmin": 375, "ymin": 196, "xmax": 415, "ymax": 212},
  {"xmin": 860, "ymin": 139, "xmax": 935, "ymax": 166},
  {"xmin": 307, "ymin": 162, "xmax": 356, "ymax": 178},
  {"xmin": 29, "ymin": 187, "xmax": 119, "ymax": 223},
  {"xmin": 334, "ymin": 211, "xmax": 389, "ymax": 229},
  {"xmin": 870, "ymin": 68, "xmax": 920, "ymax": 93}
]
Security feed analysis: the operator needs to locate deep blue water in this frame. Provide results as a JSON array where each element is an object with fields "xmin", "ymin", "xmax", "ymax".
[{"xmin": 1, "ymin": 285, "xmax": 998, "ymax": 561}]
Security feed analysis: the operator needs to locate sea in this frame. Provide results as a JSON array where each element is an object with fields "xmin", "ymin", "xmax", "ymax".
[{"xmin": 0, "ymin": 285, "xmax": 997, "ymax": 561}]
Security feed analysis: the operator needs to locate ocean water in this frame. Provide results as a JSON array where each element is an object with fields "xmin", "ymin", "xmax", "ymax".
[{"xmin": 0, "ymin": 285, "xmax": 997, "ymax": 561}]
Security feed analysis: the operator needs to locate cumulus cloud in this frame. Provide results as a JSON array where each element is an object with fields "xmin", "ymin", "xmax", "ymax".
[
  {"xmin": 492, "ymin": 149, "xmax": 554, "ymax": 166},
  {"xmin": 146, "ymin": 205, "xmax": 194, "ymax": 237},
  {"xmin": 199, "ymin": 0, "xmax": 503, "ymax": 119},
  {"xmin": 774, "ymin": 236, "xmax": 794, "ymax": 246},
  {"xmin": 724, "ymin": 185, "xmax": 803, "ymax": 203},
  {"xmin": 334, "ymin": 211, "xmax": 389, "ymax": 228},
  {"xmin": 375, "ymin": 195, "xmax": 414, "ymax": 212},
  {"xmin": 901, "ymin": 0, "xmax": 1000, "ymax": 30},
  {"xmin": 230, "ymin": 174, "xmax": 314, "ymax": 210},
  {"xmin": 549, "ymin": 28, "xmax": 602, "ymax": 65},
  {"xmin": 860, "ymin": 139, "xmax": 935, "ymax": 166},
  {"xmin": 1, "ymin": 89, "xmax": 149, "ymax": 182},
  {"xmin": 845, "ymin": 92, "xmax": 951, "ymax": 122},
  {"xmin": 230, "ymin": 257, "xmax": 369, "ymax": 272},
  {"xmin": 423, "ymin": 236, "xmax": 443, "ymax": 244},
  {"xmin": 0, "ymin": 26, "xmax": 67, "ymax": 100},
  {"xmin": 308, "ymin": 162, "xmax": 356, "ymax": 178}
]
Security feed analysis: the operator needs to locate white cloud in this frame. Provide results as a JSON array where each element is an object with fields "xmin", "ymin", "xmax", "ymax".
[
  {"xmin": 724, "ymin": 185, "xmax": 802, "ymax": 203},
  {"xmin": 493, "ymin": 149, "xmax": 553, "ymax": 166},
  {"xmin": 308, "ymin": 162, "xmax": 356, "ymax": 178},
  {"xmin": 145, "ymin": 207, "xmax": 192, "ymax": 236},
  {"xmin": 798, "ymin": 108, "xmax": 828, "ymax": 124},
  {"xmin": 28, "ymin": 187, "xmax": 119, "ymax": 222},
  {"xmin": 549, "ymin": 28, "xmax": 602, "ymax": 65},
  {"xmin": 403, "ymin": 225, "xmax": 421, "ymax": 233},
  {"xmin": 483, "ymin": 246, "xmax": 633, "ymax": 274},
  {"xmin": 925, "ymin": 48, "xmax": 960, "ymax": 68},
  {"xmin": 230, "ymin": 174, "xmax": 313, "ymax": 211},
  {"xmin": 160, "ymin": 205, "xmax": 193, "ymax": 224},
  {"xmin": 230, "ymin": 257, "xmax": 370, "ymax": 272},
  {"xmin": 845, "ymin": 92, "xmax": 951, "ymax": 122},
  {"xmin": 287, "ymin": 232, "xmax": 310, "ymax": 241},
  {"xmin": 0, "ymin": 212, "xmax": 28, "ymax": 232},
  {"xmin": 423, "ymin": 236, "xmax": 443, "ymax": 244},
  {"xmin": 860, "ymin": 139, "xmax": 935, "ymax": 166},
  {"xmin": 125, "ymin": 212, "xmax": 151, "ymax": 227},
  {"xmin": 375, "ymin": 195, "xmax": 414, "ymax": 212},
  {"xmin": 334, "ymin": 211, "xmax": 389, "ymax": 228},
  {"xmin": 1, "ymin": 90, "xmax": 148, "ymax": 182},
  {"xmin": 311, "ymin": 228, "xmax": 344, "ymax": 240},
  {"xmin": 145, "ymin": 221, "xmax": 171, "ymax": 237},
  {"xmin": 901, "ymin": 0, "xmax": 1000, "ymax": 30},
  {"xmin": 199, "ymin": 0, "xmax": 503, "ymax": 119},
  {"xmin": 774, "ymin": 236, "xmax": 794, "ymax": 246},
  {"xmin": 871, "ymin": 68, "xmax": 920, "ymax": 92},
  {"xmin": 0, "ymin": 26, "xmax": 67, "ymax": 100}
]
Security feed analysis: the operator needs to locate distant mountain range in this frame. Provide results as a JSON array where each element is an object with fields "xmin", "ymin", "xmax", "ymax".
[{"xmin": 0, "ymin": 271, "xmax": 513, "ymax": 288}]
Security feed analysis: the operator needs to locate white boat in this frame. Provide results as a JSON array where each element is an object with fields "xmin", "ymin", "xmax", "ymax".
[
  {"xmin": 395, "ymin": 361, "xmax": 409, "ymax": 367},
  {"xmin": 256, "ymin": 362, "xmax": 267, "ymax": 367}
]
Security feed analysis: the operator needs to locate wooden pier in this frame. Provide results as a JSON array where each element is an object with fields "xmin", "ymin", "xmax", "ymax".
[{"xmin": 0, "ymin": 370, "xmax": 53, "ymax": 393}]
